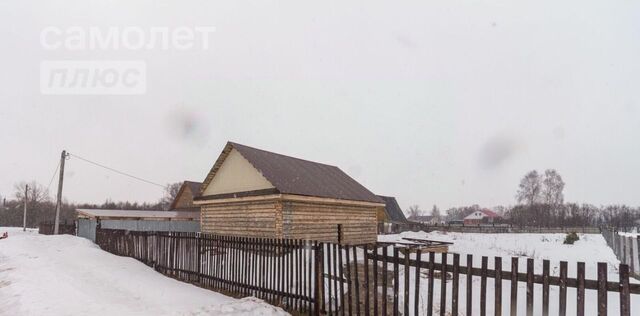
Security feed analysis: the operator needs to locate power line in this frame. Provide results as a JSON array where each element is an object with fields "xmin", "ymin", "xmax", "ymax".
[
  {"xmin": 67, "ymin": 152, "xmax": 166, "ymax": 189},
  {"xmin": 46, "ymin": 160, "xmax": 61, "ymax": 193}
]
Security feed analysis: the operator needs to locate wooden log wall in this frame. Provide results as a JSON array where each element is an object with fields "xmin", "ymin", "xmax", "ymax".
[
  {"xmin": 200, "ymin": 195, "xmax": 379, "ymax": 244},
  {"xmin": 200, "ymin": 199, "xmax": 280, "ymax": 238},
  {"xmin": 282, "ymin": 199, "xmax": 378, "ymax": 244}
]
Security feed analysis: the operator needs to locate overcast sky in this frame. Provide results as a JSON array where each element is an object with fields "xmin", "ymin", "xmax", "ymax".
[{"xmin": 0, "ymin": 1, "xmax": 639, "ymax": 211}]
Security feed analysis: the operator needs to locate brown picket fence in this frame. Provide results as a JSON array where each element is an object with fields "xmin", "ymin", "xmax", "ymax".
[
  {"xmin": 95, "ymin": 228, "xmax": 635, "ymax": 315},
  {"xmin": 95, "ymin": 228, "xmax": 321, "ymax": 314}
]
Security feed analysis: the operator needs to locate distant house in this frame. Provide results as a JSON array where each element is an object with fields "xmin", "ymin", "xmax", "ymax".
[
  {"xmin": 463, "ymin": 209, "xmax": 502, "ymax": 225},
  {"xmin": 409, "ymin": 215, "xmax": 441, "ymax": 225},
  {"xmin": 170, "ymin": 181, "xmax": 202, "ymax": 212},
  {"xmin": 376, "ymin": 195, "xmax": 407, "ymax": 224},
  {"xmin": 194, "ymin": 142, "xmax": 385, "ymax": 244}
]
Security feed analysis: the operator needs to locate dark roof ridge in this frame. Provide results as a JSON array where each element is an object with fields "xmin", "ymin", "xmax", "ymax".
[
  {"xmin": 204, "ymin": 141, "xmax": 383, "ymax": 204},
  {"xmin": 229, "ymin": 142, "xmax": 339, "ymax": 169}
]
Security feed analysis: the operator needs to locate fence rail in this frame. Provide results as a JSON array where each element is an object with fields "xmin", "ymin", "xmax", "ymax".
[{"xmin": 96, "ymin": 228, "xmax": 635, "ymax": 315}]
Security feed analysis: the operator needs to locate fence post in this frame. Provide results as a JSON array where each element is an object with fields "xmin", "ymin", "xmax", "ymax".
[
  {"xmin": 337, "ymin": 224, "xmax": 342, "ymax": 245},
  {"xmin": 636, "ymin": 236, "xmax": 640, "ymax": 277},
  {"xmin": 627, "ymin": 237, "xmax": 638, "ymax": 275},
  {"xmin": 619, "ymin": 234, "xmax": 624, "ymax": 260},
  {"xmin": 576, "ymin": 262, "xmax": 585, "ymax": 316},
  {"xmin": 622, "ymin": 237, "xmax": 627, "ymax": 266},
  {"xmin": 196, "ymin": 235, "xmax": 202, "ymax": 284},
  {"xmin": 620, "ymin": 264, "xmax": 631, "ymax": 316},
  {"xmin": 597, "ymin": 262, "xmax": 607, "ymax": 316},
  {"xmin": 314, "ymin": 242, "xmax": 324, "ymax": 316}
]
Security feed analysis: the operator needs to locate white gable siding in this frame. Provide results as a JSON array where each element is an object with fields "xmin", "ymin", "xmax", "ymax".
[
  {"xmin": 202, "ymin": 148, "xmax": 275, "ymax": 196},
  {"xmin": 464, "ymin": 211, "xmax": 487, "ymax": 220}
]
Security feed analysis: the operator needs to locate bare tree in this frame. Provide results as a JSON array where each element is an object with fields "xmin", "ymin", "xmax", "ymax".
[
  {"xmin": 431, "ymin": 205, "xmax": 441, "ymax": 222},
  {"xmin": 159, "ymin": 182, "xmax": 183, "ymax": 210},
  {"xmin": 516, "ymin": 170, "xmax": 541, "ymax": 205},
  {"xmin": 407, "ymin": 204, "xmax": 422, "ymax": 219},
  {"xmin": 542, "ymin": 169, "xmax": 564, "ymax": 206},
  {"xmin": 493, "ymin": 205, "xmax": 506, "ymax": 216},
  {"xmin": 14, "ymin": 181, "xmax": 50, "ymax": 207}
]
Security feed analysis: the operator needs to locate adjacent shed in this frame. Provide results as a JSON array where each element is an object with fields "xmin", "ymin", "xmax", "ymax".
[
  {"xmin": 376, "ymin": 195, "xmax": 407, "ymax": 223},
  {"xmin": 376, "ymin": 195, "xmax": 408, "ymax": 234},
  {"xmin": 194, "ymin": 142, "xmax": 385, "ymax": 244},
  {"xmin": 76, "ymin": 209, "xmax": 200, "ymax": 242},
  {"xmin": 170, "ymin": 181, "xmax": 202, "ymax": 211}
]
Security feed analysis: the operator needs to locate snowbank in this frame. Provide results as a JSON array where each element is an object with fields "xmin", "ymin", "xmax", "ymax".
[{"xmin": 0, "ymin": 227, "xmax": 288, "ymax": 316}]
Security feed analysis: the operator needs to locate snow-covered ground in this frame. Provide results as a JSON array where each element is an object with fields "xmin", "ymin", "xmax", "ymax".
[
  {"xmin": 378, "ymin": 231, "xmax": 638, "ymax": 315},
  {"xmin": 0, "ymin": 227, "xmax": 288, "ymax": 316}
]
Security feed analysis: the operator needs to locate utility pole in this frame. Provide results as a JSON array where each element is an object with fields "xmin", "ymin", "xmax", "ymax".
[
  {"xmin": 54, "ymin": 150, "xmax": 67, "ymax": 235},
  {"xmin": 23, "ymin": 184, "xmax": 28, "ymax": 232}
]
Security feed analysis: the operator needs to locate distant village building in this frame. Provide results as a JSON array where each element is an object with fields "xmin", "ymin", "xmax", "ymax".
[
  {"xmin": 463, "ymin": 209, "xmax": 502, "ymax": 225},
  {"xmin": 194, "ymin": 142, "xmax": 385, "ymax": 244},
  {"xmin": 409, "ymin": 215, "xmax": 442, "ymax": 225}
]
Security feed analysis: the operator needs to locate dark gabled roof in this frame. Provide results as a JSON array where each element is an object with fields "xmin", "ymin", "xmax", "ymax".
[
  {"xmin": 377, "ymin": 195, "xmax": 407, "ymax": 222},
  {"xmin": 185, "ymin": 181, "xmax": 202, "ymax": 196},
  {"xmin": 169, "ymin": 181, "xmax": 203, "ymax": 210},
  {"xmin": 200, "ymin": 142, "xmax": 384, "ymax": 204}
]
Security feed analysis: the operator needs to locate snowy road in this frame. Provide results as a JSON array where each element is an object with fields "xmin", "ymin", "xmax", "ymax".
[{"xmin": 0, "ymin": 228, "xmax": 288, "ymax": 316}]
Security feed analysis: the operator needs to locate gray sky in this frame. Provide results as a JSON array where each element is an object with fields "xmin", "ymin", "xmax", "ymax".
[{"xmin": 1, "ymin": 1, "xmax": 639, "ymax": 210}]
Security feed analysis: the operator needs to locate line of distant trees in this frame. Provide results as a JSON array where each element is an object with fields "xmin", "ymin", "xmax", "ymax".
[
  {"xmin": 507, "ymin": 169, "xmax": 639, "ymax": 227},
  {"xmin": 408, "ymin": 169, "xmax": 640, "ymax": 228},
  {"xmin": 0, "ymin": 180, "xmax": 180, "ymax": 228}
]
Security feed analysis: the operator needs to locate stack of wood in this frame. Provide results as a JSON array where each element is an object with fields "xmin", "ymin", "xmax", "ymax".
[{"xmin": 378, "ymin": 237, "xmax": 453, "ymax": 253}]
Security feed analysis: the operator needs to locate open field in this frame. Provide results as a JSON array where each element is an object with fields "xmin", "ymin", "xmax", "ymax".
[{"xmin": 378, "ymin": 231, "xmax": 637, "ymax": 315}]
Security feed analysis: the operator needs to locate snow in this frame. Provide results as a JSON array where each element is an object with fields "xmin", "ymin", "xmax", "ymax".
[
  {"xmin": 0, "ymin": 227, "xmax": 288, "ymax": 316},
  {"xmin": 3, "ymin": 226, "xmax": 635, "ymax": 315},
  {"xmin": 377, "ymin": 231, "xmax": 638, "ymax": 315},
  {"xmin": 380, "ymin": 231, "xmax": 623, "ymax": 280}
]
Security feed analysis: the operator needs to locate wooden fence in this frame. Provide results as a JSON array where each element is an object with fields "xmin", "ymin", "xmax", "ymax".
[
  {"xmin": 602, "ymin": 228, "xmax": 640, "ymax": 279},
  {"xmin": 96, "ymin": 228, "xmax": 635, "ymax": 315},
  {"xmin": 96, "ymin": 228, "xmax": 322, "ymax": 314},
  {"xmin": 381, "ymin": 223, "xmax": 602, "ymax": 235},
  {"xmin": 38, "ymin": 220, "xmax": 76, "ymax": 235}
]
